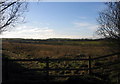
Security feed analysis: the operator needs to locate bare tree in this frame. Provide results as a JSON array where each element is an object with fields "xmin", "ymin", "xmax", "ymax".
[
  {"xmin": 97, "ymin": 2, "xmax": 120, "ymax": 51},
  {"xmin": 0, "ymin": 0, "xmax": 27, "ymax": 33},
  {"xmin": 97, "ymin": 2, "xmax": 120, "ymax": 40}
]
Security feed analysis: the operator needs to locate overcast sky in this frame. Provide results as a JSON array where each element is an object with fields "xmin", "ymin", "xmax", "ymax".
[{"xmin": 1, "ymin": 2, "xmax": 106, "ymax": 39}]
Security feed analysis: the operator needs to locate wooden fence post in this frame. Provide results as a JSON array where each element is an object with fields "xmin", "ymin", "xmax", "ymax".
[
  {"xmin": 88, "ymin": 56, "xmax": 92, "ymax": 75},
  {"xmin": 46, "ymin": 57, "xmax": 49, "ymax": 82},
  {"xmin": 3, "ymin": 58, "xmax": 9, "ymax": 82},
  {"xmin": 117, "ymin": 71, "xmax": 119, "ymax": 84}
]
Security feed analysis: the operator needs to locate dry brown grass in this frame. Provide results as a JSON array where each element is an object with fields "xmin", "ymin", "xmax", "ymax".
[
  {"xmin": 2, "ymin": 41, "xmax": 111, "ymax": 59},
  {"xmin": 2, "ymin": 41, "xmax": 119, "ymax": 84}
]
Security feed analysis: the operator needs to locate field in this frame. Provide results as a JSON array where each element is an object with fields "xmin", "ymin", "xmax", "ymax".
[
  {"xmin": 2, "ymin": 38, "xmax": 120, "ymax": 84},
  {"xmin": 2, "ymin": 38, "xmax": 112, "ymax": 59}
]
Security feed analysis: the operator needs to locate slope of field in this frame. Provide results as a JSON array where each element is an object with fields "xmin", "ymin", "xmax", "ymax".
[{"xmin": 2, "ymin": 38, "xmax": 119, "ymax": 84}]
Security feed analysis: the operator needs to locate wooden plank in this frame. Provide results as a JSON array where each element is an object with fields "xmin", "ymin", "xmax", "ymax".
[
  {"xmin": 6, "ymin": 58, "xmax": 90, "ymax": 62},
  {"xmin": 27, "ymin": 68, "xmax": 90, "ymax": 71},
  {"xmin": 49, "ymin": 74, "xmax": 83, "ymax": 77},
  {"xmin": 92, "ymin": 53, "xmax": 120, "ymax": 60},
  {"xmin": 5, "ymin": 52, "xmax": 120, "ymax": 62},
  {"xmin": 91, "ymin": 60, "xmax": 120, "ymax": 70},
  {"xmin": 6, "ymin": 58, "xmax": 45, "ymax": 62},
  {"xmin": 48, "ymin": 58, "xmax": 89, "ymax": 61}
]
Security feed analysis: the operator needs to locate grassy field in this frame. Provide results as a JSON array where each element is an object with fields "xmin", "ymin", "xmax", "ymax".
[
  {"xmin": 2, "ymin": 38, "xmax": 112, "ymax": 59},
  {"xmin": 2, "ymin": 38, "xmax": 120, "ymax": 84}
]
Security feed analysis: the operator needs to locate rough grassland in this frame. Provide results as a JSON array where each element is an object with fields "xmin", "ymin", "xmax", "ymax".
[{"xmin": 2, "ymin": 39, "xmax": 119, "ymax": 84}]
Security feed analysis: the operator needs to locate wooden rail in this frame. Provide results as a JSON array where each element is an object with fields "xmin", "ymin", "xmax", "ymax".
[{"xmin": 3, "ymin": 52, "xmax": 120, "ymax": 81}]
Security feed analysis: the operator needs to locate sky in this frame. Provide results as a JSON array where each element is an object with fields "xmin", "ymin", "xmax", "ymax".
[{"xmin": 1, "ymin": 2, "xmax": 106, "ymax": 39}]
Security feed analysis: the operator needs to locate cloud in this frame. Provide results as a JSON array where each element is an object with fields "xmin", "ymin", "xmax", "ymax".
[
  {"xmin": 73, "ymin": 22, "xmax": 98, "ymax": 31},
  {"xmin": 1, "ymin": 25, "xmax": 87, "ymax": 39},
  {"xmin": 1, "ymin": 25, "xmax": 55, "ymax": 39},
  {"xmin": 1, "ymin": 24, "xmax": 95, "ymax": 39},
  {"xmin": 78, "ymin": 16, "xmax": 87, "ymax": 19},
  {"xmin": 74, "ymin": 22, "xmax": 90, "ymax": 27},
  {"xmin": 88, "ymin": 25, "xmax": 98, "ymax": 31},
  {"xmin": 1, "ymin": 22, "xmax": 98, "ymax": 39}
]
